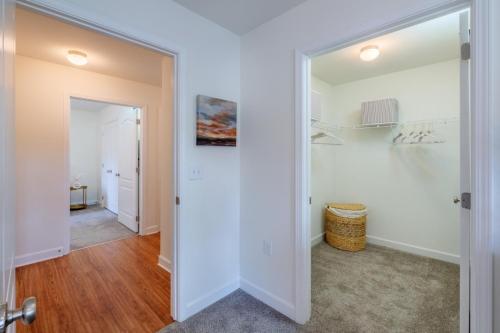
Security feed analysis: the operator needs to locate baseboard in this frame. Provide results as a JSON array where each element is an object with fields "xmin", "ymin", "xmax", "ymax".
[
  {"xmin": 144, "ymin": 224, "xmax": 160, "ymax": 235},
  {"xmin": 70, "ymin": 200, "xmax": 98, "ymax": 206},
  {"xmin": 311, "ymin": 233, "xmax": 325, "ymax": 247},
  {"xmin": 366, "ymin": 235, "xmax": 460, "ymax": 264},
  {"xmin": 15, "ymin": 247, "xmax": 64, "ymax": 267},
  {"xmin": 158, "ymin": 255, "xmax": 171, "ymax": 273},
  {"xmin": 183, "ymin": 278, "xmax": 240, "ymax": 320},
  {"xmin": 240, "ymin": 277, "xmax": 295, "ymax": 320}
]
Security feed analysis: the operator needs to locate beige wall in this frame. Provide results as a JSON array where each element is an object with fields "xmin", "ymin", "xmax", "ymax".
[{"xmin": 15, "ymin": 55, "xmax": 172, "ymax": 266}]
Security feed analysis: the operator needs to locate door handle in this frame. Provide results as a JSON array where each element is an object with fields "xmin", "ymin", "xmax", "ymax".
[
  {"xmin": 453, "ymin": 196, "xmax": 460, "ymax": 204},
  {"xmin": 106, "ymin": 170, "xmax": 113, "ymax": 173},
  {"xmin": 115, "ymin": 173, "xmax": 120, "ymax": 177},
  {"xmin": 0, "ymin": 297, "xmax": 37, "ymax": 332}
]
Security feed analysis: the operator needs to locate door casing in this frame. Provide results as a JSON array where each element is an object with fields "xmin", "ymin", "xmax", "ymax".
[
  {"xmin": 15, "ymin": 0, "xmax": 185, "ymax": 321},
  {"xmin": 293, "ymin": 1, "xmax": 493, "ymax": 332}
]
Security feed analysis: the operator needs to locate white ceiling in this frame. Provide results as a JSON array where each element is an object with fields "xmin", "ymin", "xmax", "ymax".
[
  {"xmin": 312, "ymin": 12, "xmax": 462, "ymax": 86},
  {"xmin": 172, "ymin": 0, "xmax": 308, "ymax": 35},
  {"xmin": 16, "ymin": 7, "xmax": 166, "ymax": 86}
]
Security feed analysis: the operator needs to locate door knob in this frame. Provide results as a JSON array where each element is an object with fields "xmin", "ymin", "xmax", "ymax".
[
  {"xmin": 0, "ymin": 297, "xmax": 37, "ymax": 332},
  {"xmin": 453, "ymin": 196, "xmax": 460, "ymax": 204}
]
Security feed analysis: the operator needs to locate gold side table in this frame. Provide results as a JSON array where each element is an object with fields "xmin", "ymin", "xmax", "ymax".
[{"xmin": 70, "ymin": 185, "xmax": 88, "ymax": 211}]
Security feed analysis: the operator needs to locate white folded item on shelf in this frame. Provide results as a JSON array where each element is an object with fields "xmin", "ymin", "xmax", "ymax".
[{"xmin": 361, "ymin": 98, "xmax": 398, "ymax": 126}]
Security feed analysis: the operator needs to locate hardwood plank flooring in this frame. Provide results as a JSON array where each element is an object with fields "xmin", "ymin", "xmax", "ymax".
[{"xmin": 16, "ymin": 233, "xmax": 173, "ymax": 333}]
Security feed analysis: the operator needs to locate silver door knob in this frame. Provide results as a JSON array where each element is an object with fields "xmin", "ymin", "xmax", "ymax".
[
  {"xmin": 453, "ymin": 196, "xmax": 461, "ymax": 204},
  {"xmin": 0, "ymin": 297, "xmax": 36, "ymax": 332}
]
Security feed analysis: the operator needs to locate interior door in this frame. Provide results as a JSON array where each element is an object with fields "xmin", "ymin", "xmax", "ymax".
[
  {"xmin": 459, "ymin": 10, "xmax": 471, "ymax": 333},
  {"xmin": 117, "ymin": 108, "xmax": 138, "ymax": 232},
  {"xmin": 0, "ymin": 0, "xmax": 17, "ymax": 330},
  {"xmin": 1, "ymin": 1, "xmax": 36, "ymax": 331},
  {"xmin": 102, "ymin": 121, "xmax": 119, "ymax": 214}
]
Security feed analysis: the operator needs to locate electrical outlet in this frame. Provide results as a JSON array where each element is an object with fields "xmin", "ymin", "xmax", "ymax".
[
  {"xmin": 262, "ymin": 240, "xmax": 273, "ymax": 256},
  {"xmin": 189, "ymin": 168, "xmax": 203, "ymax": 180}
]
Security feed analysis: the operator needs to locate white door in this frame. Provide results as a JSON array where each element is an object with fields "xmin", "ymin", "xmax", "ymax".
[
  {"xmin": 117, "ymin": 108, "xmax": 138, "ymax": 232},
  {"xmin": 1, "ymin": 1, "xmax": 36, "ymax": 330},
  {"xmin": 0, "ymin": 0, "xmax": 16, "ymax": 329},
  {"xmin": 459, "ymin": 10, "xmax": 471, "ymax": 333},
  {"xmin": 101, "ymin": 121, "xmax": 119, "ymax": 214}
]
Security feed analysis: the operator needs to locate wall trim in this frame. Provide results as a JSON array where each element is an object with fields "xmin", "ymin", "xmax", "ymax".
[
  {"xmin": 144, "ymin": 225, "xmax": 160, "ymax": 235},
  {"xmin": 158, "ymin": 255, "xmax": 171, "ymax": 273},
  {"xmin": 240, "ymin": 277, "xmax": 295, "ymax": 320},
  {"xmin": 183, "ymin": 278, "xmax": 240, "ymax": 320},
  {"xmin": 15, "ymin": 247, "xmax": 64, "ymax": 267},
  {"xmin": 469, "ymin": 1, "xmax": 494, "ymax": 332},
  {"xmin": 367, "ymin": 235, "xmax": 460, "ymax": 264},
  {"xmin": 311, "ymin": 233, "xmax": 324, "ymax": 247}
]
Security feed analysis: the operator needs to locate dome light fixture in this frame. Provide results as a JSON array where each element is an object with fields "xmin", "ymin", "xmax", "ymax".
[
  {"xmin": 67, "ymin": 50, "xmax": 88, "ymax": 66},
  {"xmin": 359, "ymin": 45, "xmax": 380, "ymax": 62}
]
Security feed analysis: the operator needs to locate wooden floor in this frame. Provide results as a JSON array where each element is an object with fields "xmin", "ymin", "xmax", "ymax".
[{"xmin": 16, "ymin": 233, "xmax": 173, "ymax": 333}]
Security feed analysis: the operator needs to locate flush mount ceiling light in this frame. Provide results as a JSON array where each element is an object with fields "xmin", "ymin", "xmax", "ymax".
[
  {"xmin": 66, "ymin": 50, "xmax": 88, "ymax": 66},
  {"xmin": 359, "ymin": 45, "xmax": 380, "ymax": 62}
]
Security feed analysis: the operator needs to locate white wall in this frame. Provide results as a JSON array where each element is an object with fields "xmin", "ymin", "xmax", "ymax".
[
  {"xmin": 240, "ymin": 0, "xmax": 464, "ymax": 321},
  {"xmin": 311, "ymin": 59, "xmax": 460, "ymax": 262},
  {"xmin": 492, "ymin": 0, "xmax": 500, "ymax": 332},
  {"xmin": 70, "ymin": 108, "xmax": 101, "ymax": 205},
  {"xmin": 15, "ymin": 55, "xmax": 162, "ymax": 266},
  {"xmin": 18, "ymin": 0, "xmax": 240, "ymax": 321}
]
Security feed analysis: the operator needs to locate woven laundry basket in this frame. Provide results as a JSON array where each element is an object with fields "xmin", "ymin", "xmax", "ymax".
[{"xmin": 325, "ymin": 203, "xmax": 367, "ymax": 252}]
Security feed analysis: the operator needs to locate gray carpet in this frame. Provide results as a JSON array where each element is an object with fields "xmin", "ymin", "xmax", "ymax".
[
  {"xmin": 159, "ymin": 242, "xmax": 459, "ymax": 333},
  {"xmin": 70, "ymin": 205, "xmax": 136, "ymax": 250}
]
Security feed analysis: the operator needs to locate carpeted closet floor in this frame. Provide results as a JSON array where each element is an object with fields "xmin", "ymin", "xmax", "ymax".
[
  {"xmin": 160, "ymin": 242, "xmax": 459, "ymax": 333},
  {"xmin": 70, "ymin": 205, "xmax": 136, "ymax": 250}
]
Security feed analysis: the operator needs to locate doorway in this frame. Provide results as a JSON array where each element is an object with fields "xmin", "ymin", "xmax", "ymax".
[
  {"xmin": 69, "ymin": 97, "xmax": 141, "ymax": 250},
  {"xmin": 295, "ymin": 7, "xmax": 472, "ymax": 332},
  {"xmin": 13, "ymin": 3, "xmax": 180, "ymax": 330}
]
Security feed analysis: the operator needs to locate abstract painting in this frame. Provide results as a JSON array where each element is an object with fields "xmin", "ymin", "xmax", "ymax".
[{"xmin": 196, "ymin": 95, "xmax": 237, "ymax": 146}]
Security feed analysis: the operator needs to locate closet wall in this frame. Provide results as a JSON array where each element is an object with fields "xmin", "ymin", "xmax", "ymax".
[
  {"xmin": 311, "ymin": 58, "xmax": 460, "ymax": 262},
  {"xmin": 70, "ymin": 108, "xmax": 101, "ymax": 205}
]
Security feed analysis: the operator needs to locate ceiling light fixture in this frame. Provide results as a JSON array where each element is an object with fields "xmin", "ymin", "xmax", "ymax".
[
  {"xmin": 359, "ymin": 45, "xmax": 380, "ymax": 62},
  {"xmin": 67, "ymin": 50, "xmax": 88, "ymax": 66}
]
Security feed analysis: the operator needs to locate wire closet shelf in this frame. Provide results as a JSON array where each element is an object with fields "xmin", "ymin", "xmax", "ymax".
[{"xmin": 310, "ymin": 117, "xmax": 458, "ymax": 145}]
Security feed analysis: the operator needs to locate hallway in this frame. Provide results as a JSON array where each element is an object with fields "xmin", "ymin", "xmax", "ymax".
[{"xmin": 16, "ymin": 233, "xmax": 172, "ymax": 333}]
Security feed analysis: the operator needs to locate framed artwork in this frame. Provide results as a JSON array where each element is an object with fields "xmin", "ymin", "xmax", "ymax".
[{"xmin": 196, "ymin": 95, "xmax": 237, "ymax": 146}]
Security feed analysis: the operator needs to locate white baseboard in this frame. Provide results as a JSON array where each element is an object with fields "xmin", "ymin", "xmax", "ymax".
[
  {"xmin": 70, "ymin": 200, "xmax": 98, "ymax": 206},
  {"xmin": 158, "ymin": 255, "xmax": 171, "ymax": 273},
  {"xmin": 311, "ymin": 233, "xmax": 325, "ymax": 247},
  {"xmin": 144, "ymin": 224, "xmax": 160, "ymax": 235},
  {"xmin": 183, "ymin": 278, "xmax": 240, "ymax": 321},
  {"xmin": 366, "ymin": 235, "xmax": 460, "ymax": 264},
  {"xmin": 240, "ymin": 277, "xmax": 295, "ymax": 321},
  {"xmin": 15, "ymin": 247, "xmax": 64, "ymax": 267}
]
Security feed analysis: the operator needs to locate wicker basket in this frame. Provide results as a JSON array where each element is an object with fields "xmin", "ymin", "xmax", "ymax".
[{"xmin": 325, "ymin": 203, "xmax": 367, "ymax": 252}]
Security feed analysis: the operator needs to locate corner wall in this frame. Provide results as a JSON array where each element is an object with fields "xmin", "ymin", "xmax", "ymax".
[
  {"xmin": 18, "ymin": 0, "xmax": 241, "ymax": 321},
  {"xmin": 240, "ymin": 0, "xmax": 465, "ymax": 320}
]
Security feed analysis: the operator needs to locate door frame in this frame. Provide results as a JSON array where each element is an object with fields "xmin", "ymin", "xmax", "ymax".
[
  {"xmin": 16, "ymin": 0, "xmax": 185, "ymax": 321},
  {"xmin": 293, "ymin": 1, "xmax": 493, "ymax": 332},
  {"xmin": 64, "ymin": 95, "xmax": 142, "ymax": 234}
]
